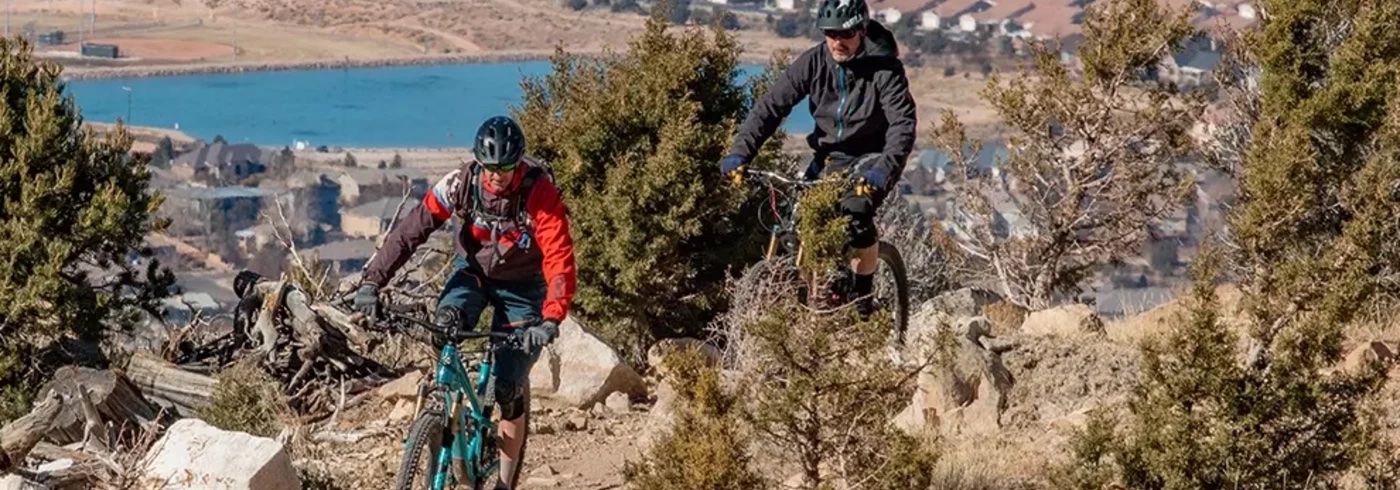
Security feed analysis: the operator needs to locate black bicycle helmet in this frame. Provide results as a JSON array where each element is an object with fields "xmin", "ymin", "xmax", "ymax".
[
  {"xmin": 815, "ymin": 0, "xmax": 868, "ymax": 31},
  {"xmin": 473, "ymin": 116, "xmax": 526, "ymax": 166}
]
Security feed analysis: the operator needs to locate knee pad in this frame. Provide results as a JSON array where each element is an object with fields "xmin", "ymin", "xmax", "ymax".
[
  {"xmin": 433, "ymin": 305, "xmax": 463, "ymax": 329},
  {"xmin": 840, "ymin": 193, "xmax": 879, "ymax": 249},
  {"xmin": 847, "ymin": 214, "xmax": 879, "ymax": 249}
]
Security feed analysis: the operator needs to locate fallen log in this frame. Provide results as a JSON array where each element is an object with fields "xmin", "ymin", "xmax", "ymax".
[
  {"xmin": 27, "ymin": 459, "xmax": 106, "ymax": 490},
  {"xmin": 0, "ymin": 390, "xmax": 64, "ymax": 473},
  {"xmin": 38, "ymin": 367, "xmax": 161, "ymax": 447},
  {"xmin": 164, "ymin": 270, "xmax": 399, "ymax": 416},
  {"xmin": 125, "ymin": 352, "xmax": 217, "ymax": 418}
]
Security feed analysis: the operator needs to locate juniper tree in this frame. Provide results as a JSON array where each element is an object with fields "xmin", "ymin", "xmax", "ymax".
[
  {"xmin": 0, "ymin": 37, "xmax": 174, "ymax": 420},
  {"xmin": 930, "ymin": 0, "xmax": 1203, "ymax": 309},
  {"xmin": 513, "ymin": 12, "xmax": 789, "ymax": 358},
  {"xmin": 1056, "ymin": 0, "xmax": 1400, "ymax": 487},
  {"xmin": 622, "ymin": 348, "xmax": 766, "ymax": 490}
]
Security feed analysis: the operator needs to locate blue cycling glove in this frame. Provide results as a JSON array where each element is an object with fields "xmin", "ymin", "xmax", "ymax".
[
  {"xmin": 521, "ymin": 320, "xmax": 560, "ymax": 353},
  {"xmin": 720, "ymin": 154, "xmax": 746, "ymax": 175},
  {"xmin": 862, "ymin": 166, "xmax": 891, "ymax": 190}
]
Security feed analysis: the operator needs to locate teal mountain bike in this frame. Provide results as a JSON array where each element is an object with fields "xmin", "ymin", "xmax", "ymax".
[{"xmin": 341, "ymin": 296, "xmax": 534, "ymax": 490}]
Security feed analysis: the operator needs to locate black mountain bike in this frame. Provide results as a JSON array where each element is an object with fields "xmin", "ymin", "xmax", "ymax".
[{"xmin": 736, "ymin": 167, "xmax": 911, "ymax": 346}]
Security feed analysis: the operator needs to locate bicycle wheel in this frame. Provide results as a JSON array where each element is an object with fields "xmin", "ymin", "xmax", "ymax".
[
  {"xmin": 393, "ymin": 411, "xmax": 448, "ymax": 490},
  {"xmin": 875, "ymin": 241, "xmax": 911, "ymax": 346}
]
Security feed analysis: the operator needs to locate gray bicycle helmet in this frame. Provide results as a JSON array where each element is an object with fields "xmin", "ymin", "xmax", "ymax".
[
  {"xmin": 815, "ymin": 0, "xmax": 868, "ymax": 31},
  {"xmin": 473, "ymin": 116, "xmax": 526, "ymax": 167}
]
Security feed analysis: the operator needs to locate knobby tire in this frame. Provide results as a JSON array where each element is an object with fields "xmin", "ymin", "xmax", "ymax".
[
  {"xmin": 394, "ymin": 411, "xmax": 447, "ymax": 490},
  {"xmin": 877, "ymin": 240, "xmax": 911, "ymax": 345}
]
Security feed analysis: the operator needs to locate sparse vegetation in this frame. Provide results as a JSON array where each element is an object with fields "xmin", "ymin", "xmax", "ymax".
[
  {"xmin": 1054, "ymin": 0, "xmax": 1400, "ymax": 487},
  {"xmin": 738, "ymin": 297, "xmax": 937, "ymax": 489},
  {"xmin": 201, "ymin": 359, "xmax": 291, "ymax": 438},
  {"xmin": 930, "ymin": 0, "xmax": 1202, "ymax": 309}
]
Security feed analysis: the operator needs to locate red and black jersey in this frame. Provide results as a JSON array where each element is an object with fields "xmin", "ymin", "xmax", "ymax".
[{"xmin": 361, "ymin": 156, "xmax": 577, "ymax": 322}]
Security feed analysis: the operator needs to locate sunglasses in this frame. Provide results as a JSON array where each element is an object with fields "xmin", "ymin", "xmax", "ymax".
[
  {"xmin": 824, "ymin": 28, "xmax": 861, "ymax": 40},
  {"xmin": 481, "ymin": 162, "xmax": 518, "ymax": 173}
]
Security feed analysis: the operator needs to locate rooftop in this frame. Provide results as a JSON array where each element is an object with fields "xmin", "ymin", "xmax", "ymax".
[
  {"xmin": 933, "ymin": 0, "xmax": 985, "ymax": 18},
  {"xmin": 305, "ymin": 239, "xmax": 379, "ymax": 261},
  {"xmin": 868, "ymin": 0, "xmax": 939, "ymax": 15},
  {"xmin": 171, "ymin": 142, "xmax": 264, "ymax": 167},
  {"xmin": 163, "ymin": 185, "xmax": 285, "ymax": 200}
]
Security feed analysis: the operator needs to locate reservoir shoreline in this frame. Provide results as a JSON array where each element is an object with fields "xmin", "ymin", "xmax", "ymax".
[{"xmin": 56, "ymin": 49, "xmax": 782, "ymax": 81}]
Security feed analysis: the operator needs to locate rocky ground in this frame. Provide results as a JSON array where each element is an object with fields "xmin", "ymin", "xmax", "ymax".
[{"xmin": 1, "ymin": 279, "xmax": 1395, "ymax": 490}]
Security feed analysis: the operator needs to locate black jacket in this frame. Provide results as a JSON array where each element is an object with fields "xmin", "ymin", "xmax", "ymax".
[{"xmin": 728, "ymin": 20, "xmax": 917, "ymax": 180}]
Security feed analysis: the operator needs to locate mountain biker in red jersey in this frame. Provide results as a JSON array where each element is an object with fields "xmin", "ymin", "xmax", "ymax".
[
  {"xmin": 722, "ymin": 0, "xmax": 917, "ymax": 315},
  {"xmin": 351, "ymin": 116, "xmax": 576, "ymax": 490}
]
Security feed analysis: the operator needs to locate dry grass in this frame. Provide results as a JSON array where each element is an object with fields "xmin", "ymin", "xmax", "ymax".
[
  {"xmin": 199, "ymin": 359, "xmax": 294, "ymax": 438},
  {"xmin": 1103, "ymin": 283, "xmax": 1247, "ymax": 345},
  {"xmin": 113, "ymin": 22, "xmax": 423, "ymax": 61},
  {"xmin": 907, "ymin": 67, "xmax": 1009, "ymax": 143}
]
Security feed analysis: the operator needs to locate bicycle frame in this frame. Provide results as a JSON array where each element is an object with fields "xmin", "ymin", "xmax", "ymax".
[
  {"xmin": 747, "ymin": 168, "xmax": 845, "ymax": 267},
  {"xmin": 425, "ymin": 341, "xmax": 499, "ymax": 489}
]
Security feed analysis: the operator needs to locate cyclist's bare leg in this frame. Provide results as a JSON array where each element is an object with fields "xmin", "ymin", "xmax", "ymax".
[
  {"xmin": 496, "ymin": 385, "xmax": 529, "ymax": 488},
  {"xmin": 851, "ymin": 242, "xmax": 878, "ymax": 275}
]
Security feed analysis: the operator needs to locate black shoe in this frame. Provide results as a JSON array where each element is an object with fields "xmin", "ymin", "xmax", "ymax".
[{"xmin": 855, "ymin": 296, "xmax": 876, "ymax": 319}]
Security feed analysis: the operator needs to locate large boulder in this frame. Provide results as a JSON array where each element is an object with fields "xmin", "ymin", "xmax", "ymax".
[
  {"xmin": 140, "ymin": 418, "xmax": 299, "ymax": 490},
  {"xmin": 0, "ymin": 475, "xmax": 44, "ymax": 490},
  {"xmin": 529, "ymin": 318, "xmax": 647, "ymax": 409},
  {"xmin": 894, "ymin": 315, "xmax": 1015, "ymax": 437}
]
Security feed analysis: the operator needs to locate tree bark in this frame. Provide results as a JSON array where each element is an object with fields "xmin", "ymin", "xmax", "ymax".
[
  {"xmin": 125, "ymin": 352, "xmax": 217, "ymax": 418},
  {"xmin": 0, "ymin": 389, "xmax": 64, "ymax": 473}
]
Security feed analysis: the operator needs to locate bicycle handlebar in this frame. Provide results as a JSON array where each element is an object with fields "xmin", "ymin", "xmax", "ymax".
[
  {"xmin": 740, "ymin": 168, "xmax": 849, "ymax": 188},
  {"xmin": 331, "ymin": 289, "xmax": 529, "ymax": 348}
]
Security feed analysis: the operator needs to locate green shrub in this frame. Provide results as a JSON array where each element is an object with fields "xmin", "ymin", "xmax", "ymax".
[
  {"xmin": 622, "ymin": 347, "xmax": 766, "ymax": 489},
  {"xmin": 513, "ymin": 13, "xmax": 790, "ymax": 360},
  {"xmin": 0, "ymin": 36, "xmax": 174, "ymax": 416}
]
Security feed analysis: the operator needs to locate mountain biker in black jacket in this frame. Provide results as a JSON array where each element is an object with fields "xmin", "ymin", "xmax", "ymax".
[{"xmin": 721, "ymin": 0, "xmax": 917, "ymax": 313}]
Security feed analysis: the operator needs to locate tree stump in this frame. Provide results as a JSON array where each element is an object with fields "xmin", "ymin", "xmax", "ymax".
[{"xmin": 38, "ymin": 366, "xmax": 162, "ymax": 446}]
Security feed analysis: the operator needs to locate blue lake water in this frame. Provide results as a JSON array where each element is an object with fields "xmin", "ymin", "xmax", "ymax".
[{"xmin": 64, "ymin": 60, "xmax": 816, "ymax": 148}]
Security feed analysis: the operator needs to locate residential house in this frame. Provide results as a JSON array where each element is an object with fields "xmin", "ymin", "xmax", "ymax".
[
  {"xmin": 1156, "ymin": 36, "xmax": 1223, "ymax": 86},
  {"xmin": 342, "ymin": 197, "xmax": 423, "ymax": 239},
  {"xmin": 303, "ymin": 239, "xmax": 379, "ymax": 277},
  {"xmin": 234, "ymin": 223, "xmax": 279, "ymax": 255},
  {"xmin": 967, "ymin": 0, "xmax": 1037, "ymax": 36},
  {"xmin": 922, "ymin": 0, "xmax": 982, "ymax": 31},
  {"xmin": 172, "ymin": 142, "xmax": 268, "ymax": 183},
  {"xmin": 163, "ymin": 185, "xmax": 285, "ymax": 237},
  {"xmin": 158, "ymin": 292, "xmax": 223, "ymax": 326},
  {"xmin": 867, "ymin": 0, "xmax": 939, "ymax": 25},
  {"xmin": 339, "ymin": 168, "xmax": 431, "ymax": 207}
]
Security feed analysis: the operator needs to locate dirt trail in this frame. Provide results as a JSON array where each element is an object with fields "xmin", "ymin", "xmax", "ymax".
[
  {"xmin": 385, "ymin": 19, "xmax": 486, "ymax": 52},
  {"xmin": 314, "ymin": 396, "xmax": 652, "ymax": 489}
]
